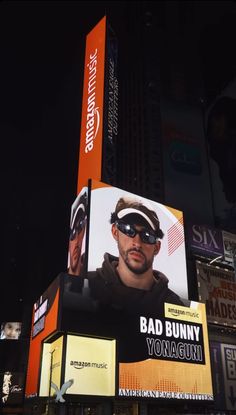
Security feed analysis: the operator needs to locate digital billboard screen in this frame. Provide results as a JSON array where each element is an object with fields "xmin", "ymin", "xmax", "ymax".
[
  {"xmin": 25, "ymin": 276, "xmax": 60, "ymax": 398},
  {"xmin": 77, "ymin": 16, "xmax": 106, "ymax": 193},
  {"xmin": 196, "ymin": 260, "xmax": 236, "ymax": 327},
  {"xmin": 87, "ymin": 180, "xmax": 188, "ymax": 303},
  {"xmin": 39, "ymin": 335, "xmax": 63, "ymax": 397},
  {"xmin": 0, "ymin": 322, "xmax": 22, "ymax": 340},
  {"xmin": 1, "ymin": 372, "xmax": 24, "ymax": 405},
  {"xmin": 61, "ymin": 180, "xmax": 213, "ymax": 401},
  {"xmin": 118, "ymin": 302, "xmax": 213, "ymax": 400},
  {"xmin": 67, "ymin": 187, "xmax": 88, "ymax": 277},
  {"xmin": 210, "ymin": 341, "xmax": 236, "ymax": 411},
  {"xmin": 64, "ymin": 335, "xmax": 116, "ymax": 397}
]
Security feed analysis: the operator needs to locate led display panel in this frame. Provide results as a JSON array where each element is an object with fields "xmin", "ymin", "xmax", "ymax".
[
  {"xmin": 1, "ymin": 372, "xmax": 24, "ymax": 405},
  {"xmin": 196, "ymin": 260, "xmax": 236, "ymax": 327},
  {"xmin": 222, "ymin": 230, "xmax": 236, "ymax": 264},
  {"xmin": 87, "ymin": 180, "xmax": 188, "ymax": 300},
  {"xmin": 67, "ymin": 187, "xmax": 88, "ymax": 276},
  {"xmin": 118, "ymin": 302, "xmax": 213, "ymax": 401},
  {"xmin": 61, "ymin": 180, "xmax": 213, "ymax": 401},
  {"xmin": 64, "ymin": 335, "xmax": 116, "ymax": 397},
  {"xmin": 77, "ymin": 16, "xmax": 106, "ymax": 193},
  {"xmin": 25, "ymin": 276, "xmax": 60, "ymax": 398},
  {"xmin": 0, "ymin": 322, "xmax": 22, "ymax": 340},
  {"xmin": 187, "ymin": 224, "xmax": 224, "ymax": 258},
  {"xmin": 39, "ymin": 336, "xmax": 63, "ymax": 397},
  {"xmin": 211, "ymin": 341, "xmax": 236, "ymax": 411}
]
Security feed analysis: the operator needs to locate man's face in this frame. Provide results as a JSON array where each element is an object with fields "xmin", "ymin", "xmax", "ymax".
[
  {"xmin": 4, "ymin": 322, "xmax": 21, "ymax": 339},
  {"xmin": 69, "ymin": 218, "xmax": 86, "ymax": 275},
  {"xmin": 112, "ymin": 222, "xmax": 160, "ymax": 275}
]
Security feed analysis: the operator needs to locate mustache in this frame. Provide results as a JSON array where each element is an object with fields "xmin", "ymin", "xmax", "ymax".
[{"xmin": 127, "ymin": 247, "xmax": 145, "ymax": 258}]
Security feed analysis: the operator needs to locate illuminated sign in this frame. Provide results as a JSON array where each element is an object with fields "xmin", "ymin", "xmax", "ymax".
[
  {"xmin": 64, "ymin": 335, "xmax": 116, "ymax": 396},
  {"xmin": 25, "ymin": 276, "xmax": 60, "ymax": 398},
  {"xmin": 87, "ymin": 180, "xmax": 188, "ymax": 300},
  {"xmin": 222, "ymin": 230, "xmax": 236, "ymax": 264},
  {"xmin": 67, "ymin": 187, "xmax": 88, "ymax": 277},
  {"xmin": 39, "ymin": 336, "xmax": 63, "ymax": 397},
  {"xmin": 188, "ymin": 224, "xmax": 224, "ymax": 257},
  {"xmin": 211, "ymin": 342, "xmax": 236, "ymax": 411},
  {"xmin": 196, "ymin": 261, "xmax": 236, "ymax": 327},
  {"xmin": 119, "ymin": 302, "xmax": 213, "ymax": 401},
  {"xmin": 0, "ymin": 322, "xmax": 21, "ymax": 340},
  {"xmin": 1, "ymin": 372, "xmax": 24, "ymax": 405},
  {"xmin": 77, "ymin": 16, "xmax": 106, "ymax": 193}
]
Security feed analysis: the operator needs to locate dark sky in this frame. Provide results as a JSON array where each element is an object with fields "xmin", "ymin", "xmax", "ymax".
[{"xmin": 0, "ymin": 1, "xmax": 125, "ymax": 320}]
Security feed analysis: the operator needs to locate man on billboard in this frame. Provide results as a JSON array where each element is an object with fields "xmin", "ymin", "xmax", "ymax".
[
  {"xmin": 67, "ymin": 188, "xmax": 88, "ymax": 276},
  {"xmin": 88, "ymin": 196, "xmax": 185, "ymax": 315}
]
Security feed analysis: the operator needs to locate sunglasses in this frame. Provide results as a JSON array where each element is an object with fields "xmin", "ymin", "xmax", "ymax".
[
  {"xmin": 70, "ymin": 218, "xmax": 87, "ymax": 241},
  {"xmin": 116, "ymin": 221, "xmax": 157, "ymax": 245}
]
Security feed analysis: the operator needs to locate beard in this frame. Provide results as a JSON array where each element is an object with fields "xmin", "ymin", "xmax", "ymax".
[{"xmin": 119, "ymin": 245, "xmax": 154, "ymax": 275}]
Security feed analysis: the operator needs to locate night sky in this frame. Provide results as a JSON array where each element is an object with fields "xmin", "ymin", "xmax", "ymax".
[
  {"xmin": 1, "ymin": 0, "xmax": 236, "ymax": 322},
  {"xmin": 0, "ymin": 1, "xmax": 122, "ymax": 320}
]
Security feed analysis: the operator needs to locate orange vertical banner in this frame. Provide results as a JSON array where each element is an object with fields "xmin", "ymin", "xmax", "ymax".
[{"xmin": 77, "ymin": 16, "xmax": 107, "ymax": 194}]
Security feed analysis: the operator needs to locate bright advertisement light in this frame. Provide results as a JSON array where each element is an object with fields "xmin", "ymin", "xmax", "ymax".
[
  {"xmin": 39, "ymin": 336, "xmax": 63, "ymax": 397},
  {"xmin": 64, "ymin": 335, "xmax": 116, "ymax": 396},
  {"xmin": 25, "ymin": 276, "xmax": 60, "ymax": 398},
  {"xmin": 196, "ymin": 260, "xmax": 236, "ymax": 327},
  {"xmin": 67, "ymin": 187, "xmax": 88, "ymax": 277},
  {"xmin": 1, "ymin": 372, "xmax": 24, "ymax": 404},
  {"xmin": 0, "ymin": 322, "xmax": 21, "ymax": 340},
  {"xmin": 119, "ymin": 302, "xmax": 213, "ymax": 401},
  {"xmin": 88, "ymin": 180, "xmax": 188, "ymax": 299},
  {"xmin": 77, "ymin": 16, "xmax": 106, "ymax": 193}
]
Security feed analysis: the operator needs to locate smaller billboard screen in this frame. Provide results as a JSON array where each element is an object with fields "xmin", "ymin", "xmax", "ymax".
[
  {"xmin": 64, "ymin": 335, "xmax": 116, "ymax": 397},
  {"xmin": 77, "ymin": 16, "xmax": 106, "ymax": 193},
  {"xmin": 196, "ymin": 260, "xmax": 236, "ymax": 327},
  {"xmin": 223, "ymin": 230, "xmax": 236, "ymax": 264},
  {"xmin": 0, "ymin": 322, "xmax": 22, "ymax": 340},
  {"xmin": 67, "ymin": 187, "xmax": 88, "ymax": 276},
  {"xmin": 1, "ymin": 372, "xmax": 24, "ymax": 405},
  {"xmin": 187, "ymin": 224, "xmax": 224, "ymax": 258},
  {"xmin": 210, "ymin": 341, "xmax": 236, "ymax": 411},
  {"xmin": 39, "ymin": 336, "xmax": 63, "ymax": 397},
  {"xmin": 25, "ymin": 276, "xmax": 60, "ymax": 398}
]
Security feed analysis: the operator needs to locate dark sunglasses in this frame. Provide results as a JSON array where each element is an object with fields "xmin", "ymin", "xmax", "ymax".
[
  {"xmin": 115, "ymin": 221, "xmax": 157, "ymax": 245},
  {"xmin": 70, "ymin": 218, "xmax": 87, "ymax": 241}
]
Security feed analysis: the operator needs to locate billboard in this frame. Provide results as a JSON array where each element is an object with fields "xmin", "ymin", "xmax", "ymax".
[
  {"xmin": 60, "ymin": 180, "xmax": 213, "ymax": 401},
  {"xmin": 102, "ymin": 21, "xmax": 118, "ymax": 185},
  {"xmin": 77, "ymin": 16, "xmax": 107, "ymax": 193},
  {"xmin": 67, "ymin": 187, "xmax": 88, "ymax": 276},
  {"xmin": 1, "ymin": 371, "xmax": 24, "ymax": 405},
  {"xmin": 187, "ymin": 224, "xmax": 224, "ymax": 258},
  {"xmin": 210, "ymin": 341, "xmax": 236, "ymax": 411},
  {"xmin": 25, "ymin": 276, "xmax": 60, "ymax": 398},
  {"xmin": 119, "ymin": 302, "xmax": 213, "ymax": 400},
  {"xmin": 222, "ymin": 230, "xmax": 236, "ymax": 264},
  {"xmin": 87, "ymin": 180, "xmax": 188, "ymax": 301},
  {"xmin": 0, "ymin": 322, "xmax": 22, "ymax": 340},
  {"xmin": 196, "ymin": 261, "xmax": 236, "ymax": 327},
  {"xmin": 64, "ymin": 335, "xmax": 116, "ymax": 396},
  {"xmin": 39, "ymin": 335, "xmax": 63, "ymax": 397},
  {"xmin": 62, "ymin": 278, "xmax": 213, "ymax": 401}
]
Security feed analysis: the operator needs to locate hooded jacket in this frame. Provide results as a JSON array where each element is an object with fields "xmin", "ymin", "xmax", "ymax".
[{"xmin": 88, "ymin": 252, "xmax": 184, "ymax": 316}]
